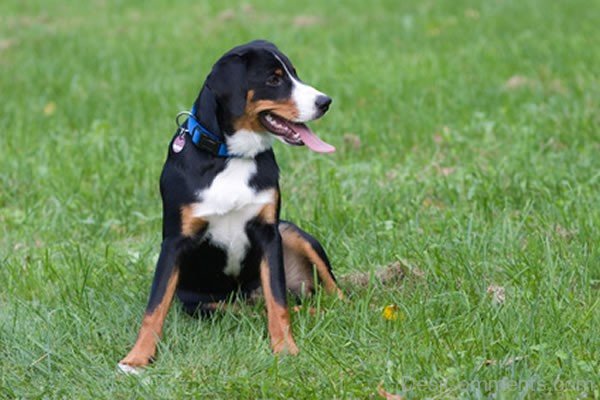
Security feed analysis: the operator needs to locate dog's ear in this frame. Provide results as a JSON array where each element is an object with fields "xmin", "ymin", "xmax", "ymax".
[
  {"xmin": 193, "ymin": 85, "xmax": 220, "ymax": 135},
  {"xmin": 205, "ymin": 54, "xmax": 248, "ymax": 119}
]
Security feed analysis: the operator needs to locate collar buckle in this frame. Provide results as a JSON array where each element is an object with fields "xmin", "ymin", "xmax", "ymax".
[{"xmin": 192, "ymin": 126, "xmax": 221, "ymax": 154}]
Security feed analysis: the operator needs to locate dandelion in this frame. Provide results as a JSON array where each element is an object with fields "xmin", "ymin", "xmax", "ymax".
[{"xmin": 383, "ymin": 304, "xmax": 399, "ymax": 321}]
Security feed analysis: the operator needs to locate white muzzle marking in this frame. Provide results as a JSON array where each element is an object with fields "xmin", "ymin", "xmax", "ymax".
[{"xmin": 273, "ymin": 53, "xmax": 325, "ymax": 122}]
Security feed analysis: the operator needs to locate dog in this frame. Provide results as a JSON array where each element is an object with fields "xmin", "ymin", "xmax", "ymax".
[{"xmin": 118, "ymin": 40, "xmax": 341, "ymax": 373}]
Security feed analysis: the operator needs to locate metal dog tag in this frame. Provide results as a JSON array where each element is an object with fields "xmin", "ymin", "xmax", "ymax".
[{"xmin": 172, "ymin": 134, "xmax": 186, "ymax": 153}]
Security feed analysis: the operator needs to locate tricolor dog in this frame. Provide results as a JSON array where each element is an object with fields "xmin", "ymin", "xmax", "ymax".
[{"xmin": 119, "ymin": 40, "xmax": 341, "ymax": 373}]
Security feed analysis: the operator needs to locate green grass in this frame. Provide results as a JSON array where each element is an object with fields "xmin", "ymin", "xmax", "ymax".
[{"xmin": 1, "ymin": 0, "xmax": 599, "ymax": 398}]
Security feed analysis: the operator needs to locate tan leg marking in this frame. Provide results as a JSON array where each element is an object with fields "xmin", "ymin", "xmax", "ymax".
[
  {"xmin": 181, "ymin": 204, "xmax": 207, "ymax": 237},
  {"xmin": 260, "ymin": 260, "xmax": 299, "ymax": 355},
  {"xmin": 119, "ymin": 270, "xmax": 179, "ymax": 367},
  {"xmin": 281, "ymin": 229, "xmax": 343, "ymax": 300},
  {"xmin": 257, "ymin": 190, "xmax": 279, "ymax": 224}
]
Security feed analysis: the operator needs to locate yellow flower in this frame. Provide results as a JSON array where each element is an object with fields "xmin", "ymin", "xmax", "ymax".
[{"xmin": 382, "ymin": 304, "xmax": 399, "ymax": 321}]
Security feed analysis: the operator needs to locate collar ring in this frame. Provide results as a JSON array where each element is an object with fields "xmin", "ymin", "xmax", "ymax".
[{"xmin": 175, "ymin": 111, "xmax": 194, "ymax": 127}]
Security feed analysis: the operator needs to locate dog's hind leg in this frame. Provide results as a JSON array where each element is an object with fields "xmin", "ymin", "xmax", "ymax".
[{"xmin": 279, "ymin": 221, "xmax": 343, "ymax": 299}]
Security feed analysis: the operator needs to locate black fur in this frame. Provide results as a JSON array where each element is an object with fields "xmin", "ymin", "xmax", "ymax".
[{"xmin": 123, "ymin": 41, "xmax": 337, "ymax": 368}]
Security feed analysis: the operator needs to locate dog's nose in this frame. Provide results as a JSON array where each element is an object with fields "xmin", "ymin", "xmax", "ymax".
[{"xmin": 315, "ymin": 95, "xmax": 332, "ymax": 113}]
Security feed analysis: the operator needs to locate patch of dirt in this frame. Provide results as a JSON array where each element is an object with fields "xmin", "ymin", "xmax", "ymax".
[{"xmin": 341, "ymin": 261, "xmax": 407, "ymax": 287}]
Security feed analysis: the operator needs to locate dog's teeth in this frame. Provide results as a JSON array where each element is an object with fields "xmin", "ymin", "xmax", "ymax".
[{"xmin": 264, "ymin": 114, "xmax": 294, "ymax": 135}]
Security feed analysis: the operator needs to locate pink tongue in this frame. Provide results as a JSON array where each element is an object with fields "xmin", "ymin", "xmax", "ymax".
[{"xmin": 293, "ymin": 123, "xmax": 336, "ymax": 153}]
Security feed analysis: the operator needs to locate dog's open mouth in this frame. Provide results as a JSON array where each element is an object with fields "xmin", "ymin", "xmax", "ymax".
[{"xmin": 259, "ymin": 112, "xmax": 335, "ymax": 153}]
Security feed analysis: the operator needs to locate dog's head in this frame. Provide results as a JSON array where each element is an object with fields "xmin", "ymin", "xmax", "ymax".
[{"xmin": 195, "ymin": 40, "xmax": 335, "ymax": 156}]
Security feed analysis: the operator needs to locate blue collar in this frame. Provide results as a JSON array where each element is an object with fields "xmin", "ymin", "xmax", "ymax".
[{"xmin": 179, "ymin": 105, "xmax": 232, "ymax": 157}]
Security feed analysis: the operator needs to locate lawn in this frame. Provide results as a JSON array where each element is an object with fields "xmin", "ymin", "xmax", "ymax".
[{"xmin": 1, "ymin": 0, "xmax": 599, "ymax": 398}]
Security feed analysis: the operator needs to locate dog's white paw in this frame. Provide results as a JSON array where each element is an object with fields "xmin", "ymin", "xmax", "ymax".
[{"xmin": 117, "ymin": 362, "xmax": 142, "ymax": 375}]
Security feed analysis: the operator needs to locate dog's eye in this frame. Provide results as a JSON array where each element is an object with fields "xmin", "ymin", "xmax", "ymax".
[{"xmin": 266, "ymin": 75, "xmax": 283, "ymax": 87}]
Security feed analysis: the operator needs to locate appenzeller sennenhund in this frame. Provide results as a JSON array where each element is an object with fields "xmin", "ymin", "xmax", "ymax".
[{"xmin": 118, "ymin": 40, "xmax": 341, "ymax": 373}]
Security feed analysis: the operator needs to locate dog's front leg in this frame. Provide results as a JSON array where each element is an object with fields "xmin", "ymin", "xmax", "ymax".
[
  {"xmin": 119, "ymin": 236, "xmax": 185, "ymax": 370},
  {"xmin": 251, "ymin": 220, "xmax": 299, "ymax": 355}
]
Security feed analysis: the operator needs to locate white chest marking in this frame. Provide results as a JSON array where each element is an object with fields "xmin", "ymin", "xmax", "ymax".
[
  {"xmin": 226, "ymin": 130, "xmax": 273, "ymax": 157},
  {"xmin": 191, "ymin": 158, "xmax": 274, "ymax": 276}
]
